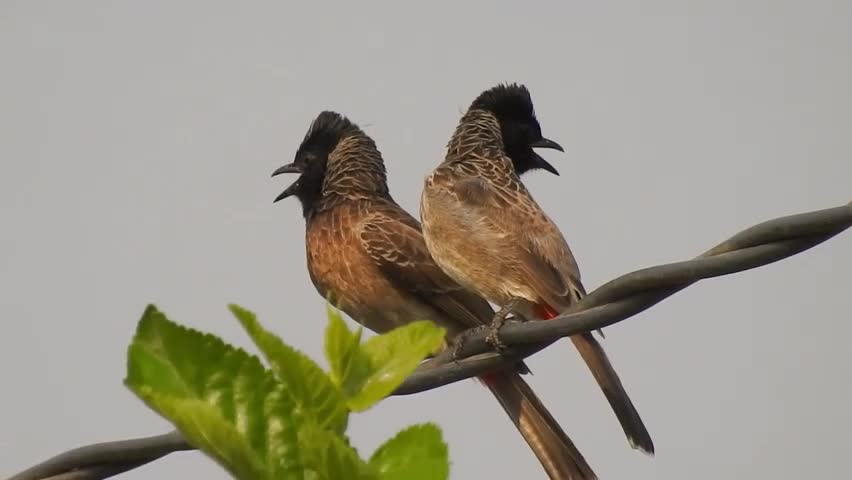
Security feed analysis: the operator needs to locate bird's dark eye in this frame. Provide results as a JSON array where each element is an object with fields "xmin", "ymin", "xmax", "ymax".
[{"xmin": 297, "ymin": 153, "xmax": 313, "ymax": 167}]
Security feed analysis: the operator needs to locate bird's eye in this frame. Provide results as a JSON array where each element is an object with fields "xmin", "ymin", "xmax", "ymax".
[{"xmin": 297, "ymin": 153, "xmax": 313, "ymax": 166}]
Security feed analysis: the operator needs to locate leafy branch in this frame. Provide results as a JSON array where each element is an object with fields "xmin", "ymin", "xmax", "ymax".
[{"xmin": 124, "ymin": 303, "xmax": 449, "ymax": 480}]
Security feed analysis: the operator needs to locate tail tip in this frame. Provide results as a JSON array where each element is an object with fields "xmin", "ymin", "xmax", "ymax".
[{"xmin": 629, "ymin": 437, "xmax": 655, "ymax": 457}]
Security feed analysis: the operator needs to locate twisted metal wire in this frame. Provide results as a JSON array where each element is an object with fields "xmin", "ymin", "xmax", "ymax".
[{"xmin": 7, "ymin": 201, "xmax": 851, "ymax": 480}]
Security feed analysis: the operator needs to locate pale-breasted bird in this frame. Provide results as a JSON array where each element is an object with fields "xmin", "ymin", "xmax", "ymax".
[
  {"xmin": 273, "ymin": 110, "xmax": 598, "ymax": 480},
  {"xmin": 420, "ymin": 84, "xmax": 655, "ymax": 455}
]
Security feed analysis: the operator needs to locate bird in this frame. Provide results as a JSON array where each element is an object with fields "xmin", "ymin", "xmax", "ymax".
[
  {"xmin": 272, "ymin": 110, "xmax": 598, "ymax": 480},
  {"xmin": 420, "ymin": 83, "xmax": 655, "ymax": 456}
]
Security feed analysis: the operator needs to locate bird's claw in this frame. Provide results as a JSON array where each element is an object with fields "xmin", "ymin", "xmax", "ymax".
[
  {"xmin": 485, "ymin": 299, "xmax": 519, "ymax": 353},
  {"xmin": 485, "ymin": 325, "xmax": 508, "ymax": 353},
  {"xmin": 450, "ymin": 325, "xmax": 488, "ymax": 363}
]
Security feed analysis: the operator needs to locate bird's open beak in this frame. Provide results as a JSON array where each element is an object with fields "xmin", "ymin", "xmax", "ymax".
[
  {"xmin": 531, "ymin": 152, "xmax": 560, "ymax": 176},
  {"xmin": 272, "ymin": 163, "xmax": 302, "ymax": 203},
  {"xmin": 271, "ymin": 163, "xmax": 301, "ymax": 177},
  {"xmin": 530, "ymin": 137, "xmax": 564, "ymax": 176},
  {"xmin": 530, "ymin": 137, "xmax": 564, "ymax": 152}
]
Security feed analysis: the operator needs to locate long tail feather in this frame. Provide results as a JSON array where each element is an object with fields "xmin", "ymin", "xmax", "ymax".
[
  {"xmin": 570, "ymin": 333, "xmax": 655, "ymax": 454},
  {"xmin": 535, "ymin": 302, "xmax": 654, "ymax": 454},
  {"xmin": 481, "ymin": 370, "xmax": 598, "ymax": 480}
]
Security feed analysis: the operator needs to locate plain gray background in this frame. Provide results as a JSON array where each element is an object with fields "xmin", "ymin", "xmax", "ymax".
[{"xmin": 2, "ymin": 1, "xmax": 850, "ymax": 479}]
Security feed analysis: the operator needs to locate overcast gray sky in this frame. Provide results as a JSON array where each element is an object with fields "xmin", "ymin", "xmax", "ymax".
[{"xmin": 2, "ymin": 1, "xmax": 850, "ymax": 479}]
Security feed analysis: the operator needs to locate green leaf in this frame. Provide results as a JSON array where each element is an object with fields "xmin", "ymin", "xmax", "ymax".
[
  {"xmin": 125, "ymin": 305, "xmax": 302, "ymax": 480},
  {"xmin": 300, "ymin": 421, "xmax": 372, "ymax": 480},
  {"xmin": 323, "ymin": 306, "xmax": 373, "ymax": 399},
  {"xmin": 323, "ymin": 306, "xmax": 445, "ymax": 411},
  {"xmin": 369, "ymin": 423, "xmax": 449, "ymax": 480},
  {"xmin": 348, "ymin": 321, "xmax": 445, "ymax": 411},
  {"xmin": 230, "ymin": 303, "xmax": 349, "ymax": 434},
  {"xmin": 132, "ymin": 390, "xmax": 265, "ymax": 479}
]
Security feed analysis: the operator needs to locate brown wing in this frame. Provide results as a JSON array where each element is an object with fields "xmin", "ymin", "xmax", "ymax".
[
  {"xmin": 450, "ymin": 171, "xmax": 584, "ymax": 309},
  {"xmin": 357, "ymin": 203, "xmax": 495, "ymax": 331},
  {"xmin": 520, "ymin": 219, "xmax": 585, "ymax": 308}
]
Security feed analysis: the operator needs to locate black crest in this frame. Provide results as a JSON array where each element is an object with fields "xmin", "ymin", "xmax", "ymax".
[
  {"xmin": 467, "ymin": 83, "xmax": 563, "ymax": 176},
  {"xmin": 298, "ymin": 110, "xmax": 361, "ymax": 156},
  {"xmin": 273, "ymin": 111, "xmax": 362, "ymax": 216},
  {"xmin": 273, "ymin": 110, "xmax": 391, "ymax": 217},
  {"xmin": 469, "ymin": 83, "xmax": 538, "ymax": 129}
]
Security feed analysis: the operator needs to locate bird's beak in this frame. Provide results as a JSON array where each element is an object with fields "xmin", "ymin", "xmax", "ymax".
[
  {"xmin": 530, "ymin": 137, "xmax": 564, "ymax": 152},
  {"xmin": 530, "ymin": 137, "xmax": 564, "ymax": 176},
  {"xmin": 271, "ymin": 163, "xmax": 301, "ymax": 177},
  {"xmin": 532, "ymin": 152, "xmax": 560, "ymax": 176},
  {"xmin": 272, "ymin": 163, "xmax": 302, "ymax": 203}
]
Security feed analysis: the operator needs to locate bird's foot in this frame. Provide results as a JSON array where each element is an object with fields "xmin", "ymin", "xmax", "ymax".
[
  {"xmin": 450, "ymin": 325, "xmax": 489, "ymax": 363},
  {"xmin": 485, "ymin": 299, "xmax": 519, "ymax": 353}
]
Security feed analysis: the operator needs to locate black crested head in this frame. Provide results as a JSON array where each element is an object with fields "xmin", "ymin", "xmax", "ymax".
[
  {"xmin": 271, "ymin": 111, "xmax": 361, "ymax": 217},
  {"xmin": 470, "ymin": 83, "xmax": 537, "ymax": 127},
  {"xmin": 300, "ymin": 110, "xmax": 361, "ymax": 159},
  {"xmin": 470, "ymin": 83, "xmax": 564, "ymax": 176}
]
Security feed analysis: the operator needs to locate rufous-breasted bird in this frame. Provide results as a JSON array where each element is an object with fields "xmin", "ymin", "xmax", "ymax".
[
  {"xmin": 420, "ymin": 83, "xmax": 654, "ymax": 455},
  {"xmin": 273, "ymin": 110, "xmax": 598, "ymax": 479}
]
